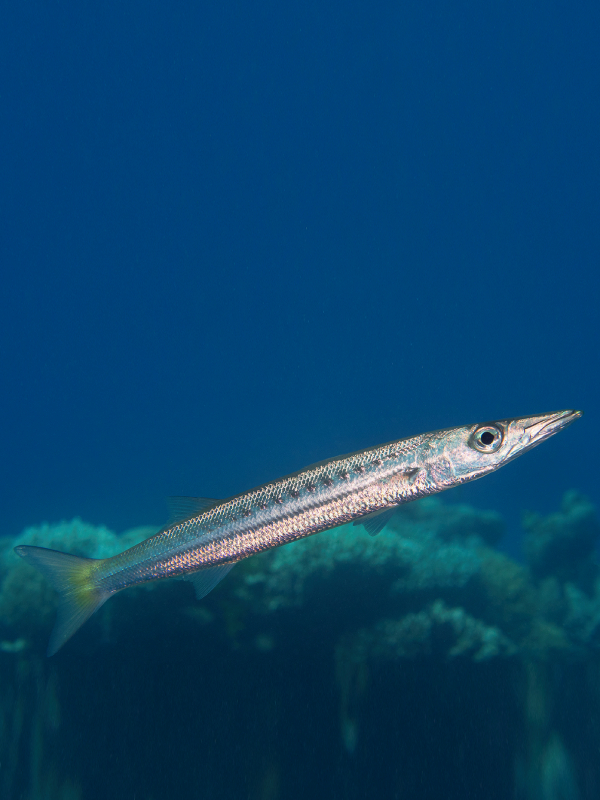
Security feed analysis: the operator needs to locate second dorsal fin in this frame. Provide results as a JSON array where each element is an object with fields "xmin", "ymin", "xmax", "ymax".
[{"xmin": 167, "ymin": 496, "xmax": 221, "ymax": 524}]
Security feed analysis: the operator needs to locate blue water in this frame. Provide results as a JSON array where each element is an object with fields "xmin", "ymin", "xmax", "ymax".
[{"xmin": 1, "ymin": 1, "xmax": 599, "ymax": 798}]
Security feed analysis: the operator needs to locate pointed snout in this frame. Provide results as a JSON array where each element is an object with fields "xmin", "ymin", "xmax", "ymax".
[{"xmin": 523, "ymin": 409, "xmax": 583, "ymax": 444}]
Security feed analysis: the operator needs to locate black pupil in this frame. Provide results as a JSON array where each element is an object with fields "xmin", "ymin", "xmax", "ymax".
[{"xmin": 480, "ymin": 430, "xmax": 495, "ymax": 445}]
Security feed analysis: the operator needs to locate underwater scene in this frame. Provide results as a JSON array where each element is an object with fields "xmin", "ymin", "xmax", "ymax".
[
  {"xmin": 1, "ymin": 0, "xmax": 599, "ymax": 798},
  {"xmin": 2, "ymin": 488, "xmax": 600, "ymax": 799}
]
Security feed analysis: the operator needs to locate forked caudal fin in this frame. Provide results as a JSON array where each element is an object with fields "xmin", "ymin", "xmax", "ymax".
[{"xmin": 14, "ymin": 545, "xmax": 109, "ymax": 656}]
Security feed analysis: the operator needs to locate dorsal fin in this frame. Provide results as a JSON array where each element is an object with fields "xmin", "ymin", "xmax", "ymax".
[{"xmin": 167, "ymin": 496, "xmax": 221, "ymax": 524}]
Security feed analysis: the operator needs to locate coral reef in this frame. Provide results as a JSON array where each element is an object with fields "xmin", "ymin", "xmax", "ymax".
[
  {"xmin": 339, "ymin": 599, "xmax": 517, "ymax": 662},
  {"xmin": 231, "ymin": 493, "xmax": 600, "ymax": 662},
  {"xmin": 2, "ymin": 495, "xmax": 599, "ymax": 662},
  {"xmin": 2, "ymin": 494, "xmax": 600, "ymax": 665},
  {"xmin": 1, "ymin": 493, "xmax": 600, "ymax": 799},
  {"xmin": 523, "ymin": 491, "xmax": 600, "ymax": 584}
]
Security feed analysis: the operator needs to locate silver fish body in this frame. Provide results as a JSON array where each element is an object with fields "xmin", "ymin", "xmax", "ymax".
[{"xmin": 15, "ymin": 409, "xmax": 582, "ymax": 654}]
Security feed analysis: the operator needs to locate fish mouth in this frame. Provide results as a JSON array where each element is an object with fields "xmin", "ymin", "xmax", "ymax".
[{"xmin": 523, "ymin": 409, "xmax": 583, "ymax": 445}]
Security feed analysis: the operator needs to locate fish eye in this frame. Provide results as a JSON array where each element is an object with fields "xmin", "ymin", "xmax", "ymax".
[{"xmin": 470, "ymin": 424, "xmax": 503, "ymax": 453}]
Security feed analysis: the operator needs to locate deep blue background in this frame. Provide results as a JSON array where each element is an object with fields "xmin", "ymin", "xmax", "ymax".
[{"xmin": 1, "ymin": 0, "xmax": 598, "ymax": 545}]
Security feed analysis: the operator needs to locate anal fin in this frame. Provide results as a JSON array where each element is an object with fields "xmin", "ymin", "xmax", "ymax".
[{"xmin": 184, "ymin": 563, "xmax": 235, "ymax": 600}]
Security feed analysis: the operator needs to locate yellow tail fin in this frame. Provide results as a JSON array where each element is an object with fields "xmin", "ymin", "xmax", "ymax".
[{"xmin": 14, "ymin": 545, "xmax": 109, "ymax": 656}]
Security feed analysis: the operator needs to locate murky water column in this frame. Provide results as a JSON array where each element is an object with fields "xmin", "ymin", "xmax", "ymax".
[
  {"xmin": 515, "ymin": 660, "xmax": 579, "ymax": 800},
  {"xmin": 0, "ymin": 649, "xmax": 82, "ymax": 800}
]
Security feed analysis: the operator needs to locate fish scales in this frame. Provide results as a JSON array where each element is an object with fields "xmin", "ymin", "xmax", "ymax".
[
  {"xmin": 95, "ymin": 433, "xmax": 432, "ymax": 590},
  {"xmin": 14, "ymin": 409, "xmax": 582, "ymax": 655}
]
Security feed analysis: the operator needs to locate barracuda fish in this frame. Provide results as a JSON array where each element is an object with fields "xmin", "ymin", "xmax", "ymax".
[{"xmin": 16, "ymin": 409, "xmax": 581, "ymax": 655}]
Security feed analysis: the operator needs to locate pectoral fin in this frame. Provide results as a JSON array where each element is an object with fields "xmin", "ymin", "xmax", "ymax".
[{"xmin": 353, "ymin": 508, "xmax": 396, "ymax": 537}]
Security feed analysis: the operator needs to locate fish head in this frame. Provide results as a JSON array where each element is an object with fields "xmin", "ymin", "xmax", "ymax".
[{"xmin": 433, "ymin": 409, "xmax": 582, "ymax": 486}]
